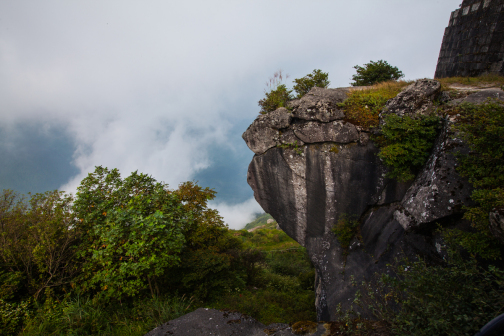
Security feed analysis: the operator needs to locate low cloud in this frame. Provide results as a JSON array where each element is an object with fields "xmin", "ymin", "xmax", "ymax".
[
  {"xmin": 210, "ymin": 198, "xmax": 264, "ymax": 230},
  {"xmin": 0, "ymin": 0, "xmax": 461, "ymax": 224}
]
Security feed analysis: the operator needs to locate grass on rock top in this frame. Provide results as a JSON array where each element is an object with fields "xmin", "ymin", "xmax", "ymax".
[{"xmin": 339, "ymin": 80, "xmax": 412, "ymax": 129}]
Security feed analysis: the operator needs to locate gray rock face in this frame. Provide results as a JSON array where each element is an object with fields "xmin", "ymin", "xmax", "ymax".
[
  {"xmin": 380, "ymin": 79, "xmax": 441, "ymax": 121},
  {"xmin": 289, "ymin": 87, "xmax": 348, "ymax": 122},
  {"xmin": 293, "ymin": 120, "xmax": 359, "ymax": 144},
  {"xmin": 393, "ymin": 119, "xmax": 473, "ymax": 231},
  {"xmin": 143, "ymin": 308, "xmax": 330, "ymax": 336},
  {"xmin": 450, "ymin": 88, "xmax": 504, "ymax": 105},
  {"xmin": 242, "ymin": 107, "xmax": 292, "ymax": 155},
  {"xmin": 490, "ymin": 209, "xmax": 504, "ymax": 244},
  {"xmin": 395, "ymin": 88, "xmax": 503, "ymax": 231},
  {"xmin": 243, "ymin": 82, "xmax": 489, "ymax": 321}
]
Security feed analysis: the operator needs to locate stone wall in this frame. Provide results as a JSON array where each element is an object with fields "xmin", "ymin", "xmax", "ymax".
[{"xmin": 435, "ymin": 0, "xmax": 504, "ymax": 78}]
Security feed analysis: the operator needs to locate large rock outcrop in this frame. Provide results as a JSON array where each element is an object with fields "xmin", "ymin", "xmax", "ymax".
[{"xmin": 243, "ymin": 81, "xmax": 504, "ymax": 321}]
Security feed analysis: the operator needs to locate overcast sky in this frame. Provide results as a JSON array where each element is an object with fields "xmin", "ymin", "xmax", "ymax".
[{"xmin": 0, "ymin": 0, "xmax": 461, "ymax": 229}]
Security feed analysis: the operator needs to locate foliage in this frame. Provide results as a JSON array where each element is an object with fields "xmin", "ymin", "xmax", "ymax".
[
  {"xmin": 377, "ymin": 114, "xmax": 441, "ymax": 182},
  {"xmin": 293, "ymin": 69, "xmax": 330, "ymax": 98},
  {"xmin": 258, "ymin": 84, "xmax": 293, "ymax": 114},
  {"xmin": 267, "ymin": 250, "xmax": 312, "ymax": 277},
  {"xmin": 73, "ymin": 167, "xmax": 189, "ymax": 300},
  {"xmin": 454, "ymin": 100, "xmax": 504, "ymax": 242},
  {"xmin": 339, "ymin": 81, "xmax": 411, "ymax": 128},
  {"xmin": 238, "ymin": 227, "xmax": 300, "ymax": 251},
  {"xmin": 176, "ymin": 230, "xmax": 245, "ymax": 299},
  {"xmin": 211, "ymin": 227, "xmax": 316, "ymax": 325},
  {"xmin": 277, "ymin": 140, "xmax": 304, "ymax": 155},
  {"xmin": 21, "ymin": 294, "xmax": 194, "ymax": 336},
  {"xmin": 361, "ymin": 251, "xmax": 504, "ymax": 336},
  {"xmin": 331, "ymin": 214, "xmax": 360, "ymax": 252},
  {"xmin": 441, "ymin": 228, "xmax": 501, "ymax": 261},
  {"xmin": 243, "ymin": 213, "xmax": 274, "ymax": 231},
  {"xmin": 215, "ymin": 288, "xmax": 315, "ymax": 326},
  {"xmin": 258, "ymin": 70, "xmax": 293, "ymax": 114},
  {"xmin": 0, "ymin": 299, "xmax": 31, "ymax": 336},
  {"xmin": 351, "ymin": 60, "xmax": 404, "ymax": 87},
  {"xmin": 1, "ymin": 167, "xmax": 318, "ymax": 331},
  {"xmin": 170, "ymin": 182, "xmax": 246, "ymax": 300},
  {"xmin": 0, "ymin": 190, "xmax": 77, "ymax": 300}
]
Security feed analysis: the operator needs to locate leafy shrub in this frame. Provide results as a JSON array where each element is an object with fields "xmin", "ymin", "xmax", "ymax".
[
  {"xmin": 362, "ymin": 253, "xmax": 504, "ymax": 336},
  {"xmin": 298, "ymin": 270, "xmax": 315, "ymax": 291},
  {"xmin": 339, "ymin": 80, "xmax": 411, "ymax": 128},
  {"xmin": 258, "ymin": 69, "xmax": 331, "ymax": 113},
  {"xmin": 377, "ymin": 114, "xmax": 441, "ymax": 182},
  {"xmin": 267, "ymin": 250, "xmax": 312, "ymax": 277},
  {"xmin": 215, "ymin": 288, "xmax": 316, "ymax": 325},
  {"xmin": 351, "ymin": 60, "xmax": 404, "ymax": 86},
  {"xmin": 331, "ymin": 214, "xmax": 360, "ymax": 252},
  {"xmin": 258, "ymin": 84, "xmax": 293, "ymax": 114},
  {"xmin": 455, "ymin": 101, "xmax": 504, "ymax": 237},
  {"xmin": 259, "ymin": 271, "xmax": 300, "ymax": 292},
  {"xmin": 0, "ymin": 190, "xmax": 78, "ymax": 300},
  {"xmin": 21, "ymin": 294, "xmax": 194, "ymax": 336},
  {"xmin": 0, "ymin": 299, "xmax": 31, "ymax": 336},
  {"xmin": 73, "ymin": 167, "xmax": 189, "ymax": 300},
  {"xmin": 293, "ymin": 69, "xmax": 330, "ymax": 98},
  {"xmin": 258, "ymin": 70, "xmax": 293, "ymax": 114}
]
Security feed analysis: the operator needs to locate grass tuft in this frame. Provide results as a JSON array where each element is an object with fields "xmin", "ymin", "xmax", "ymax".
[{"xmin": 339, "ymin": 80, "xmax": 412, "ymax": 128}]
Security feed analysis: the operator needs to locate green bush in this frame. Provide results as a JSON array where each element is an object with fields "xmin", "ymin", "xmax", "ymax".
[
  {"xmin": 0, "ymin": 190, "xmax": 78, "ymax": 300},
  {"xmin": 0, "ymin": 299, "xmax": 31, "ymax": 336},
  {"xmin": 455, "ymin": 100, "xmax": 504, "ymax": 239},
  {"xmin": 258, "ymin": 69, "xmax": 330, "ymax": 113},
  {"xmin": 351, "ymin": 60, "xmax": 404, "ymax": 86},
  {"xmin": 362, "ymin": 253, "xmax": 504, "ymax": 336},
  {"xmin": 293, "ymin": 69, "xmax": 330, "ymax": 98},
  {"xmin": 21, "ymin": 294, "xmax": 194, "ymax": 336},
  {"xmin": 258, "ymin": 70, "xmax": 293, "ymax": 114},
  {"xmin": 258, "ymin": 84, "xmax": 293, "ymax": 114},
  {"xmin": 73, "ymin": 167, "xmax": 189, "ymax": 300},
  {"xmin": 215, "ymin": 288, "xmax": 316, "ymax": 325},
  {"xmin": 331, "ymin": 214, "xmax": 360, "ymax": 252},
  {"xmin": 267, "ymin": 250, "xmax": 312, "ymax": 277},
  {"xmin": 377, "ymin": 114, "xmax": 441, "ymax": 182}
]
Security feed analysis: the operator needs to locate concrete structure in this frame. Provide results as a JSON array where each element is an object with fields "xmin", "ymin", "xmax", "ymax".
[{"xmin": 435, "ymin": 0, "xmax": 504, "ymax": 78}]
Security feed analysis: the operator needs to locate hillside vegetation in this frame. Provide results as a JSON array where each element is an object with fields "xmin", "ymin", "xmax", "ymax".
[
  {"xmin": 0, "ymin": 173, "xmax": 315, "ymax": 335},
  {"xmin": 244, "ymin": 212, "xmax": 274, "ymax": 231}
]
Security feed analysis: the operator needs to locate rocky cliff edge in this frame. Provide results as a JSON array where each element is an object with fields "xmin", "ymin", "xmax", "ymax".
[{"xmin": 242, "ymin": 79, "xmax": 504, "ymax": 320}]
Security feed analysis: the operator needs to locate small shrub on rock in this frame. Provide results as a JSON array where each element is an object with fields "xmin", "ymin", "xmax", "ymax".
[
  {"xmin": 377, "ymin": 114, "xmax": 441, "ymax": 182},
  {"xmin": 351, "ymin": 60, "xmax": 404, "ymax": 86},
  {"xmin": 331, "ymin": 214, "xmax": 360, "ymax": 253},
  {"xmin": 292, "ymin": 69, "xmax": 330, "ymax": 98},
  {"xmin": 258, "ymin": 70, "xmax": 293, "ymax": 114}
]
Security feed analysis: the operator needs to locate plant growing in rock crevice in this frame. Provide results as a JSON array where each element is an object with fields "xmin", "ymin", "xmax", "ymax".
[
  {"xmin": 331, "ymin": 214, "xmax": 361, "ymax": 254},
  {"xmin": 376, "ymin": 114, "xmax": 441, "ymax": 182},
  {"xmin": 292, "ymin": 69, "xmax": 330, "ymax": 98},
  {"xmin": 446, "ymin": 99, "xmax": 504, "ymax": 259},
  {"xmin": 277, "ymin": 141, "xmax": 303, "ymax": 155}
]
